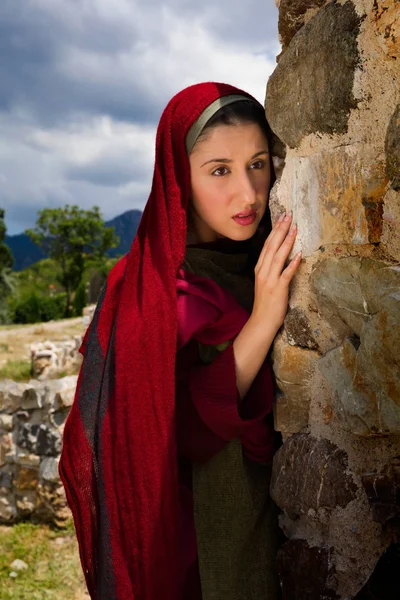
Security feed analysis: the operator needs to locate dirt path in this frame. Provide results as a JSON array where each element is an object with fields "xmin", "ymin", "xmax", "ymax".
[
  {"xmin": 0, "ymin": 317, "xmax": 85, "ymax": 338},
  {"xmin": 0, "ymin": 316, "xmax": 89, "ymax": 367}
]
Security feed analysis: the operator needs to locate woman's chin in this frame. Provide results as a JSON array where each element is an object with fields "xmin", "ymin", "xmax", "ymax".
[{"xmin": 225, "ymin": 223, "xmax": 258, "ymax": 241}]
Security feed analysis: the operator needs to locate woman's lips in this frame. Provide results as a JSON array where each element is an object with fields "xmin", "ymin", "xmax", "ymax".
[{"xmin": 232, "ymin": 212, "xmax": 257, "ymax": 226}]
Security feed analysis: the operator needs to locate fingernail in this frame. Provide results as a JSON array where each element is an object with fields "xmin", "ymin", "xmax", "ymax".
[
  {"xmin": 289, "ymin": 226, "xmax": 296, "ymax": 235},
  {"xmin": 297, "ymin": 251, "xmax": 302, "ymax": 258},
  {"xmin": 284, "ymin": 213, "xmax": 291, "ymax": 222},
  {"xmin": 278, "ymin": 213, "xmax": 285, "ymax": 222}
]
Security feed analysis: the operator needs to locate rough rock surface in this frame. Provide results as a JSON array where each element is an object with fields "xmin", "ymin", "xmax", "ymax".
[
  {"xmin": 277, "ymin": 0, "xmax": 326, "ymax": 49},
  {"xmin": 272, "ymin": 339, "xmax": 320, "ymax": 434},
  {"xmin": 313, "ymin": 257, "xmax": 400, "ymax": 435},
  {"xmin": 267, "ymin": 0, "xmax": 400, "ymax": 597},
  {"xmin": 271, "ymin": 434, "xmax": 357, "ymax": 516},
  {"xmin": 266, "ymin": 1, "xmax": 361, "ymax": 148}
]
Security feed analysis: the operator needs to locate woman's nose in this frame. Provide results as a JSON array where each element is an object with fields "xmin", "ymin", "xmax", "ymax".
[{"xmin": 237, "ymin": 170, "xmax": 257, "ymax": 205}]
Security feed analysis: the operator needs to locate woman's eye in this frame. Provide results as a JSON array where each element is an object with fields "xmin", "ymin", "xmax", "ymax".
[
  {"xmin": 212, "ymin": 166, "xmax": 229, "ymax": 176},
  {"xmin": 250, "ymin": 160, "xmax": 265, "ymax": 170}
]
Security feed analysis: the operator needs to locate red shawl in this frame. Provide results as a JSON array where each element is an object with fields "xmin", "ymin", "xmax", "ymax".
[{"xmin": 59, "ymin": 82, "xmax": 257, "ymax": 599}]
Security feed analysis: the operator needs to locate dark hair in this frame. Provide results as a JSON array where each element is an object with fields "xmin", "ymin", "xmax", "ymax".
[{"xmin": 195, "ymin": 100, "xmax": 276, "ymax": 277}]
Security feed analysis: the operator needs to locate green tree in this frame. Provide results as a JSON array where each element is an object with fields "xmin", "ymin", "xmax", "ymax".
[
  {"xmin": 26, "ymin": 205, "xmax": 119, "ymax": 317},
  {"xmin": 73, "ymin": 280, "xmax": 87, "ymax": 317},
  {"xmin": 0, "ymin": 209, "xmax": 15, "ymax": 324}
]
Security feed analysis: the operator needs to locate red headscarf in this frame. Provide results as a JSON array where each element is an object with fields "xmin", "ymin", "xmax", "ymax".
[{"xmin": 59, "ymin": 82, "xmax": 258, "ymax": 599}]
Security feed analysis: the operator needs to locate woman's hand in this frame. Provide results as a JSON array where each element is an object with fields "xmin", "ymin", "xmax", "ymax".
[{"xmin": 252, "ymin": 212, "xmax": 301, "ymax": 332}]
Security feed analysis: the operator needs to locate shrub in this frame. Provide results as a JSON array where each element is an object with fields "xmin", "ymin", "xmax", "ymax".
[
  {"xmin": 14, "ymin": 293, "xmax": 41, "ymax": 324},
  {"xmin": 13, "ymin": 292, "xmax": 67, "ymax": 324},
  {"xmin": 73, "ymin": 281, "xmax": 87, "ymax": 317},
  {"xmin": 40, "ymin": 293, "xmax": 67, "ymax": 321}
]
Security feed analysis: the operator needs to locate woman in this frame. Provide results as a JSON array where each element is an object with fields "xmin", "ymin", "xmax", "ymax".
[{"xmin": 59, "ymin": 82, "xmax": 301, "ymax": 600}]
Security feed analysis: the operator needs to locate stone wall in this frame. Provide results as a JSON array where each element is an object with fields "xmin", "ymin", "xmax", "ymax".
[
  {"xmin": 0, "ymin": 376, "xmax": 77, "ymax": 526},
  {"xmin": 31, "ymin": 337, "xmax": 83, "ymax": 380},
  {"xmin": 266, "ymin": 1, "xmax": 400, "ymax": 598}
]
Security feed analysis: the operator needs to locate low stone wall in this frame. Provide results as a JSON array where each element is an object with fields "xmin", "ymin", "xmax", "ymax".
[
  {"xmin": 0, "ymin": 376, "xmax": 77, "ymax": 526},
  {"xmin": 31, "ymin": 337, "xmax": 82, "ymax": 380}
]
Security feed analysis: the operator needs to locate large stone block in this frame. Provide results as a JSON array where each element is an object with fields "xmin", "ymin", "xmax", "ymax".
[
  {"xmin": 311, "ymin": 256, "xmax": 370, "ymax": 336},
  {"xmin": 272, "ymin": 339, "xmax": 319, "ymax": 433},
  {"xmin": 45, "ymin": 376, "xmax": 77, "ymax": 410},
  {"xmin": 273, "ymin": 338, "xmax": 318, "ymax": 384},
  {"xmin": 270, "ymin": 434, "xmax": 357, "ymax": 517},
  {"xmin": 313, "ymin": 257, "xmax": 400, "ymax": 435},
  {"xmin": 266, "ymin": 1, "xmax": 361, "ymax": 148},
  {"xmin": 277, "ymin": 0, "xmax": 326, "ymax": 48},
  {"xmin": 0, "ymin": 381, "xmax": 27, "ymax": 413},
  {"xmin": 274, "ymin": 388, "xmax": 311, "ymax": 434},
  {"xmin": 21, "ymin": 383, "xmax": 44, "ymax": 410},
  {"xmin": 273, "ymin": 148, "xmax": 387, "ymax": 257}
]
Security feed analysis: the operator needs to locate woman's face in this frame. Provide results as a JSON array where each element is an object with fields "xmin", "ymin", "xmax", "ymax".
[{"xmin": 188, "ymin": 122, "xmax": 271, "ymax": 244}]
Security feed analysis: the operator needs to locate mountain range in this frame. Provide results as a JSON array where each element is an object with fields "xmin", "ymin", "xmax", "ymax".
[{"xmin": 6, "ymin": 209, "xmax": 143, "ymax": 271}]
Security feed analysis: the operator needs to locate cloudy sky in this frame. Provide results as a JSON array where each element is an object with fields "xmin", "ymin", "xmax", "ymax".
[{"xmin": 1, "ymin": 0, "xmax": 280, "ymax": 235}]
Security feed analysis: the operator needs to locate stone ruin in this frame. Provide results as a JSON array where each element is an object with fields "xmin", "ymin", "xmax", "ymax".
[
  {"xmin": 30, "ymin": 337, "xmax": 83, "ymax": 380},
  {"xmin": 0, "ymin": 319, "xmax": 88, "ymax": 526},
  {"xmin": 29, "ymin": 305, "xmax": 94, "ymax": 379},
  {"xmin": 0, "ymin": 330, "xmax": 86, "ymax": 526},
  {"xmin": 267, "ymin": 0, "xmax": 400, "ymax": 598},
  {"xmin": 0, "ymin": 376, "xmax": 77, "ymax": 527}
]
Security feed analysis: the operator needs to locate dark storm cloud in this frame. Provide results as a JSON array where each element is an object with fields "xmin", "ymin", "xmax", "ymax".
[
  {"xmin": 0, "ymin": 0, "xmax": 278, "ymax": 126},
  {"xmin": 144, "ymin": 0, "xmax": 279, "ymax": 50},
  {"xmin": 0, "ymin": 3, "xmax": 168, "ymax": 124},
  {"xmin": 0, "ymin": 1, "xmax": 162, "ymax": 126},
  {"xmin": 66, "ymin": 153, "xmax": 152, "ymax": 188},
  {"xmin": 0, "ymin": 0, "xmax": 279, "ymax": 235}
]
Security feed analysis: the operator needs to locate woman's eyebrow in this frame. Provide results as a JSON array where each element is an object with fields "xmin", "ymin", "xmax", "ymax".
[{"xmin": 200, "ymin": 149, "xmax": 269, "ymax": 168}]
